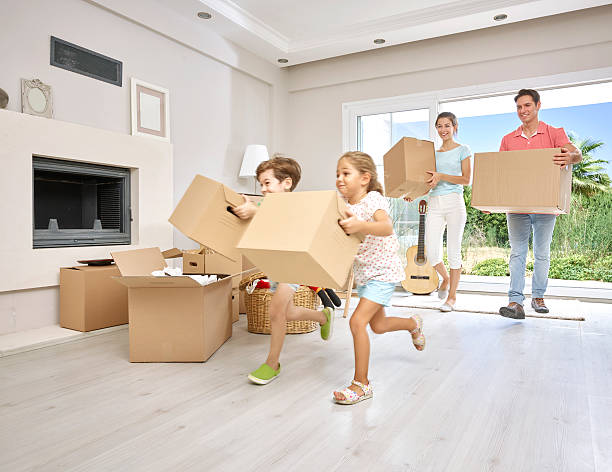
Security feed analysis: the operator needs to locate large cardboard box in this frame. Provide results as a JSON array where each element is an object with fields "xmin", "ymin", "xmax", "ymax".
[
  {"xmin": 60, "ymin": 264, "xmax": 128, "ymax": 332},
  {"xmin": 111, "ymin": 248, "xmax": 233, "ymax": 363},
  {"xmin": 383, "ymin": 137, "xmax": 436, "ymax": 199},
  {"xmin": 237, "ymin": 191, "xmax": 362, "ymax": 289},
  {"xmin": 471, "ymin": 148, "xmax": 571, "ymax": 214},
  {"xmin": 168, "ymin": 175, "xmax": 250, "ymax": 261}
]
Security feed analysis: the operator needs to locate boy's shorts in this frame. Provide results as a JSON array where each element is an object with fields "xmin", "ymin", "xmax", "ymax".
[
  {"xmin": 268, "ymin": 281, "xmax": 299, "ymax": 293},
  {"xmin": 357, "ymin": 279, "xmax": 396, "ymax": 307}
]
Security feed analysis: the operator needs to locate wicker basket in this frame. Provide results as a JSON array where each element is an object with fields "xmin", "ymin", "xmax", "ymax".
[{"xmin": 239, "ymin": 272, "xmax": 319, "ymax": 334}]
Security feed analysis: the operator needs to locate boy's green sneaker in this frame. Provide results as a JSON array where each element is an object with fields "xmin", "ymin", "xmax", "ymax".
[
  {"xmin": 248, "ymin": 363, "xmax": 280, "ymax": 385},
  {"xmin": 320, "ymin": 307, "xmax": 334, "ymax": 341}
]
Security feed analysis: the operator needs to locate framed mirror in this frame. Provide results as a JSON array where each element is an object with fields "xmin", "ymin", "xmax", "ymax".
[{"xmin": 21, "ymin": 78, "xmax": 53, "ymax": 118}]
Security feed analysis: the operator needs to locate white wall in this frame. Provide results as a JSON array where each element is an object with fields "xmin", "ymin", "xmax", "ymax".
[
  {"xmin": 0, "ymin": 0, "xmax": 288, "ymax": 239},
  {"xmin": 0, "ymin": 0, "xmax": 287, "ymax": 333},
  {"xmin": 284, "ymin": 6, "xmax": 612, "ymax": 191}
]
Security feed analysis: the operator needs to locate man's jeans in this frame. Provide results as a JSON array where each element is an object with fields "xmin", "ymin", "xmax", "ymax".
[{"xmin": 506, "ymin": 213, "xmax": 557, "ymax": 305}]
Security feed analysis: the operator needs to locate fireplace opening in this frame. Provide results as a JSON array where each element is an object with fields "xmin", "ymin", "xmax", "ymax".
[{"xmin": 33, "ymin": 157, "xmax": 131, "ymax": 248}]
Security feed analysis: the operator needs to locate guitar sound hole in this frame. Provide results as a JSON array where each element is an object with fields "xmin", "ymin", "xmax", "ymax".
[{"xmin": 414, "ymin": 256, "xmax": 427, "ymax": 266}]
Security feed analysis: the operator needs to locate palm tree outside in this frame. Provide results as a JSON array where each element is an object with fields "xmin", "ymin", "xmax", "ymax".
[{"xmin": 569, "ymin": 134, "xmax": 611, "ymax": 196}]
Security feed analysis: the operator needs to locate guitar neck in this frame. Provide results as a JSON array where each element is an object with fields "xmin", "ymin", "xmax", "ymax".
[{"xmin": 417, "ymin": 214, "xmax": 426, "ymax": 260}]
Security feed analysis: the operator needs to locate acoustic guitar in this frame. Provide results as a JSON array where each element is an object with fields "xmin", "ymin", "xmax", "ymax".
[{"xmin": 401, "ymin": 200, "xmax": 439, "ymax": 295}]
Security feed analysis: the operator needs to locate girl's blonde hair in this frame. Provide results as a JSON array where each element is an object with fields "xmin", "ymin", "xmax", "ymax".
[{"xmin": 338, "ymin": 151, "xmax": 384, "ymax": 194}]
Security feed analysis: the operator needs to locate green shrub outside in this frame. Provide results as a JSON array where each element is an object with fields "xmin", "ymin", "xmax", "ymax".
[
  {"xmin": 475, "ymin": 254, "xmax": 611, "ymax": 282},
  {"xmin": 461, "ymin": 187, "xmax": 611, "ymax": 282},
  {"xmin": 471, "ymin": 258, "xmax": 509, "ymax": 276}
]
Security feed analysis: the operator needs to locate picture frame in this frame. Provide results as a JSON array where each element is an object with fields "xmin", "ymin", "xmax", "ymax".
[
  {"xmin": 21, "ymin": 78, "xmax": 53, "ymax": 118},
  {"xmin": 130, "ymin": 78, "xmax": 170, "ymax": 141}
]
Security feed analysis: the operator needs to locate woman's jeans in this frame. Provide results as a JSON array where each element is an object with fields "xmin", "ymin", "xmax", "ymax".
[{"xmin": 506, "ymin": 213, "xmax": 557, "ymax": 305}]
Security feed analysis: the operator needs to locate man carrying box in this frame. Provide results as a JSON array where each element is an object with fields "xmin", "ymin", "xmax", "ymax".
[{"xmin": 497, "ymin": 89, "xmax": 582, "ymax": 319}]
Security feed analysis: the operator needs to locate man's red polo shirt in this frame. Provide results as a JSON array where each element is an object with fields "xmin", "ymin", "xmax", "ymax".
[{"xmin": 499, "ymin": 121, "xmax": 569, "ymax": 151}]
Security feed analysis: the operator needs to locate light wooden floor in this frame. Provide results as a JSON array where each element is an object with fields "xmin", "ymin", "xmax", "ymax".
[{"xmin": 1, "ymin": 296, "xmax": 611, "ymax": 472}]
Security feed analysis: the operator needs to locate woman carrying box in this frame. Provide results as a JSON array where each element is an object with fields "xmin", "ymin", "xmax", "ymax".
[{"xmin": 405, "ymin": 112, "xmax": 471, "ymax": 312}]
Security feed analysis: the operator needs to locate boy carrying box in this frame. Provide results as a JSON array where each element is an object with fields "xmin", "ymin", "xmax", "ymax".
[{"xmin": 233, "ymin": 155, "xmax": 334, "ymax": 385}]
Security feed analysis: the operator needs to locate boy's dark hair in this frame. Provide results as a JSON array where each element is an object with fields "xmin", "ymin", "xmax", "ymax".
[
  {"xmin": 255, "ymin": 154, "xmax": 301, "ymax": 191},
  {"xmin": 514, "ymin": 89, "xmax": 540, "ymax": 104}
]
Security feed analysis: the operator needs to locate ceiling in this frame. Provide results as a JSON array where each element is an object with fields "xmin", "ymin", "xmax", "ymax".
[{"xmin": 157, "ymin": 0, "xmax": 611, "ymax": 67}]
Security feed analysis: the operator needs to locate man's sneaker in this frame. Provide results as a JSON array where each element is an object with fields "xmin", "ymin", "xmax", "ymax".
[
  {"xmin": 320, "ymin": 307, "xmax": 334, "ymax": 341},
  {"xmin": 247, "ymin": 363, "xmax": 280, "ymax": 385},
  {"xmin": 531, "ymin": 298, "xmax": 549, "ymax": 313},
  {"xmin": 499, "ymin": 302, "xmax": 525, "ymax": 319}
]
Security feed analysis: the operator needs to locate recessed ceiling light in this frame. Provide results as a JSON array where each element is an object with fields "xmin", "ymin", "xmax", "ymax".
[
  {"xmin": 278, "ymin": 58, "xmax": 288, "ymax": 64},
  {"xmin": 197, "ymin": 12, "xmax": 212, "ymax": 19},
  {"xmin": 493, "ymin": 13, "xmax": 508, "ymax": 21},
  {"xmin": 373, "ymin": 38, "xmax": 386, "ymax": 45}
]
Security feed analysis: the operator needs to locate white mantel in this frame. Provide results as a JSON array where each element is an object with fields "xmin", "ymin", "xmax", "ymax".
[{"xmin": 0, "ymin": 109, "xmax": 174, "ymax": 293}]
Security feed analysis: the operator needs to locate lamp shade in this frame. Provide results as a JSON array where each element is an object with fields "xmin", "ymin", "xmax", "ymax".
[{"xmin": 239, "ymin": 144, "xmax": 269, "ymax": 177}]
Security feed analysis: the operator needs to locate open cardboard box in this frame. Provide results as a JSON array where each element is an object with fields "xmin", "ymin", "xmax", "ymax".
[
  {"xmin": 111, "ymin": 247, "xmax": 234, "ymax": 362},
  {"xmin": 471, "ymin": 148, "xmax": 571, "ymax": 214},
  {"xmin": 383, "ymin": 137, "xmax": 436, "ymax": 199},
  {"xmin": 237, "ymin": 191, "xmax": 362, "ymax": 289},
  {"xmin": 162, "ymin": 246, "xmax": 242, "ymax": 287},
  {"xmin": 60, "ymin": 264, "xmax": 128, "ymax": 332},
  {"xmin": 168, "ymin": 175, "xmax": 250, "ymax": 262}
]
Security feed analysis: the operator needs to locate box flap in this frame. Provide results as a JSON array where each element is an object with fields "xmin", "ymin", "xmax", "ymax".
[
  {"xmin": 223, "ymin": 185, "xmax": 245, "ymax": 208},
  {"xmin": 162, "ymin": 248, "xmax": 183, "ymax": 259},
  {"xmin": 111, "ymin": 248, "xmax": 167, "ymax": 276},
  {"xmin": 113, "ymin": 276, "xmax": 202, "ymax": 288},
  {"xmin": 62, "ymin": 265, "xmax": 116, "ymax": 272}
]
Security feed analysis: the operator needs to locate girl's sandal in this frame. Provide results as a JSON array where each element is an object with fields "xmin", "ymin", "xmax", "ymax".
[
  {"xmin": 410, "ymin": 315, "xmax": 425, "ymax": 351},
  {"xmin": 333, "ymin": 380, "xmax": 373, "ymax": 405}
]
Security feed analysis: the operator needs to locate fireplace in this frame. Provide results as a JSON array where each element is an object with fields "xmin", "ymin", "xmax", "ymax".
[{"xmin": 33, "ymin": 156, "xmax": 131, "ymax": 248}]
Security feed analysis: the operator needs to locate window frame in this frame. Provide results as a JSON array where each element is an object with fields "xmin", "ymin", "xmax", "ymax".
[{"xmin": 342, "ymin": 67, "xmax": 612, "ymax": 152}]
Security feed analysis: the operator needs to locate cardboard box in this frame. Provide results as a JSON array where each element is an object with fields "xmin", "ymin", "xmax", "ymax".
[
  {"xmin": 111, "ymin": 247, "xmax": 233, "ymax": 362},
  {"xmin": 60, "ymin": 264, "xmax": 128, "ymax": 332},
  {"xmin": 383, "ymin": 137, "xmax": 436, "ymax": 199},
  {"xmin": 471, "ymin": 148, "xmax": 571, "ymax": 214},
  {"xmin": 237, "ymin": 191, "xmax": 362, "ymax": 289},
  {"xmin": 163, "ymin": 247, "xmax": 241, "ymax": 282},
  {"xmin": 231, "ymin": 287, "xmax": 239, "ymax": 322},
  {"xmin": 168, "ymin": 175, "xmax": 250, "ymax": 261}
]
